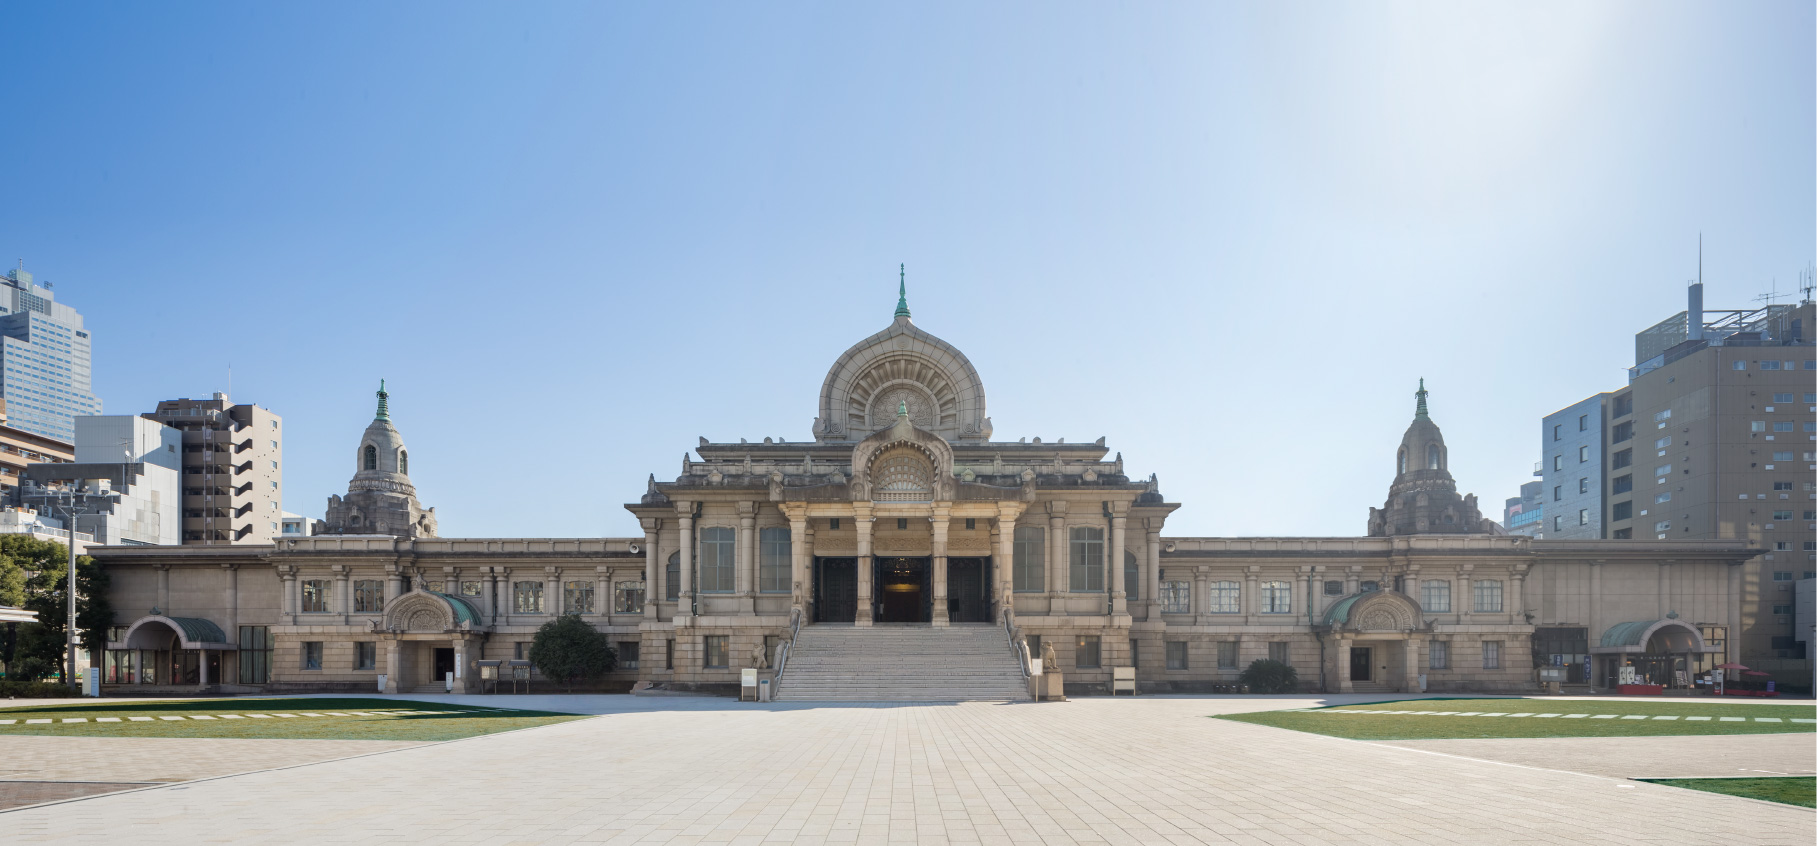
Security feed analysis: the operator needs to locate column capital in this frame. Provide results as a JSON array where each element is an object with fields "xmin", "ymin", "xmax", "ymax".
[
  {"xmin": 1046, "ymin": 500, "xmax": 1069, "ymax": 517},
  {"xmin": 639, "ymin": 516, "xmax": 663, "ymax": 532},
  {"xmin": 737, "ymin": 501, "xmax": 758, "ymax": 518}
]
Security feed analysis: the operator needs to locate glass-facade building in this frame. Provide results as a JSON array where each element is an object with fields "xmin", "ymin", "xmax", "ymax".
[{"xmin": 0, "ymin": 267, "xmax": 101, "ymax": 442}]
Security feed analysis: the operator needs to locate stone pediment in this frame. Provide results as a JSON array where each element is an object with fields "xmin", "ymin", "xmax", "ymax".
[
  {"xmin": 1321, "ymin": 590, "xmax": 1425, "ymax": 634},
  {"xmin": 377, "ymin": 589, "xmax": 486, "ymax": 634}
]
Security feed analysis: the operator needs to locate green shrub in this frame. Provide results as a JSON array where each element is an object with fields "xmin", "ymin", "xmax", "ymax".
[
  {"xmin": 9, "ymin": 655, "xmax": 53, "ymax": 683},
  {"xmin": 0, "ymin": 679, "xmax": 76, "ymax": 698},
  {"xmin": 527, "ymin": 615, "xmax": 616, "ymax": 692},
  {"xmin": 1239, "ymin": 658, "xmax": 1298, "ymax": 694}
]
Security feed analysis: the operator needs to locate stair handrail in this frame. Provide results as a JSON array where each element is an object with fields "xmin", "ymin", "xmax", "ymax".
[
  {"xmin": 773, "ymin": 605, "xmax": 803, "ymax": 688},
  {"xmin": 1002, "ymin": 607, "xmax": 1030, "ymax": 679}
]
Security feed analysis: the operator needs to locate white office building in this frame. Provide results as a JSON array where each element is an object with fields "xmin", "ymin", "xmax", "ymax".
[{"xmin": 0, "ymin": 265, "xmax": 102, "ymax": 442}]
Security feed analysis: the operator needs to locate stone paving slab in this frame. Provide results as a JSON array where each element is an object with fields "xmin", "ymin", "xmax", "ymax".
[
  {"xmin": 0, "ymin": 782, "xmax": 155, "ymax": 811},
  {"xmin": 0, "ymin": 736, "xmax": 427, "ymax": 783},
  {"xmin": 2, "ymin": 697, "xmax": 1811, "ymax": 845},
  {"xmin": 1377, "ymin": 733, "xmax": 1817, "ymax": 779}
]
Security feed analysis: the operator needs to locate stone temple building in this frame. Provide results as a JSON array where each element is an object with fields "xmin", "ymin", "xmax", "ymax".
[{"xmin": 93, "ymin": 282, "xmax": 1759, "ymax": 697}]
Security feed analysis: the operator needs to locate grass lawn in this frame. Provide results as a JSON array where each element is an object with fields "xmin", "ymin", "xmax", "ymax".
[
  {"xmin": 0, "ymin": 697, "xmax": 586, "ymax": 741},
  {"xmin": 1217, "ymin": 697, "xmax": 1817, "ymax": 740},
  {"xmin": 1640, "ymin": 777, "xmax": 1816, "ymax": 808}
]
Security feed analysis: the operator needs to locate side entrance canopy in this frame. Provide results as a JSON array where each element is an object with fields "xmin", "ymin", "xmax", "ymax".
[
  {"xmin": 1590, "ymin": 618, "xmax": 1715, "ymax": 654},
  {"xmin": 109, "ymin": 615, "xmax": 236, "ymax": 651}
]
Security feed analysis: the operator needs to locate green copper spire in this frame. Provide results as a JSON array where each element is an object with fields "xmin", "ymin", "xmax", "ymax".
[
  {"xmin": 376, "ymin": 379, "xmax": 390, "ymax": 421},
  {"xmin": 894, "ymin": 263, "xmax": 911, "ymax": 319},
  {"xmin": 1414, "ymin": 378, "xmax": 1428, "ymax": 419},
  {"xmin": 899, "ymin": 399, "xmax": 908, "ymax": 417}
]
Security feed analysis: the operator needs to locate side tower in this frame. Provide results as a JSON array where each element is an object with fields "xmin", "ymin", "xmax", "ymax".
[{"xmin": 320, "ymin": 381, "xmax": 437, "ymax": 538}]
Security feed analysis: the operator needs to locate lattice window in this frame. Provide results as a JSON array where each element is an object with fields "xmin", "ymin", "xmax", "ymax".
[{"xmin": 872, "ymin": 448, "xmax": 933, "ymax": 502}]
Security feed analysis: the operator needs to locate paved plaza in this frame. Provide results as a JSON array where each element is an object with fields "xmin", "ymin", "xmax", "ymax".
[{"xmin": 2, "ymin": 694, "xmax": 1813, "ymax": 844}]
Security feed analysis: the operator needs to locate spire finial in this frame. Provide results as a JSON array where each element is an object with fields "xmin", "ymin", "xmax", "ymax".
[
  {"xmin": 898, "ymin": 399, "xmax": 908, "ymax": 418},
  {"xmin": 894, "ymin": 263, "xmax": 911, "ymax": 319},
  {"xmin": 376, "ymin": 379, "xmax": 390, "ymax": 421},
  {"xmin": 1414, "ymin": 378, "xmax": 1428, "ymax": 419}
]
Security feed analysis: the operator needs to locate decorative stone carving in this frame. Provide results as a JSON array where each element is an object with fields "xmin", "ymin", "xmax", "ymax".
[
  {"xmin": 1040, "ymin": 640, "xmax": 1060, "ymax": 671},
  {"xmin": 749, "ymin": 641, "xmax": 770, "ymax": 670}
]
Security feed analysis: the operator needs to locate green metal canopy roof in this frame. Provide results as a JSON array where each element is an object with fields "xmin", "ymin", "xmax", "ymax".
[
  {"xmin": 167, "ymin": 616, "xmax": 226, "ymax": 643},
  {"xmin": 427, "ymin": 592, "xmax": 481, "ymax": 626},
  {"xmin": 1322, "ymin": 594, "xmax": 1366, "ymax": 625},
  {"xmin": 1600, "ymin": 620, "xmax": 1663, "ymax": 648}
]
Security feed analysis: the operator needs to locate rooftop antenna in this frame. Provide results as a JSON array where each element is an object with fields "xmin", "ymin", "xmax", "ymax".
[
  {"xmin": 1799, "ymin": 264, "xmax": 1814, "ymax": 304},
  {"xmin": 1754, "ymin": 278, "xmax": 1786, "ymax": 307}
]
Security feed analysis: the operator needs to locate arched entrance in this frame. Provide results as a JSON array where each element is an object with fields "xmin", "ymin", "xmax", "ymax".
[
  {"xmin": 109, "ymin": 615, "xmax": 233, "ymax": 688},
  {"xmin": 1593, "ymin": 618, "xmax": 1714, "ymax": 690}
]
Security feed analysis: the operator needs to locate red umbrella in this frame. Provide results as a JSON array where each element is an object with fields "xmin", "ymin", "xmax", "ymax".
[{"xmin": 1742, "ymin": 670, "xmax": 1770, "ymax": 677}]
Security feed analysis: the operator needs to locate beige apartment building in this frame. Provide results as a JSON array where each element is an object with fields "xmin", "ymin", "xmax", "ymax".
[
  {"xmin": 1543, "ymin": 287, "xmax": 1814, "ymax": 684},
  {"xmin": 0, "ymin": 398, "xmax": 72, "ymax": 496},
  {"xmin": 88, "ymin": 289, "xmax": 1762, "ymax": 696},
  {"xmin": 145, "ymin": 394, "xmax": 283, "ymax": 544}
]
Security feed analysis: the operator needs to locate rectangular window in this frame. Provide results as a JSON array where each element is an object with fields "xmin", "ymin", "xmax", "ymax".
[
  {"xmin": 1553, "ymin": 516, "xmax": 1561, "ymax": 531},
  {"xmin": 302, "ymin": 641, "xmax": 322, "ymax": 671},
  {"xmin": 1612, "ymin": 449, "xmax": 1632, "ymax": 469},
  {"xmin": 618, "ymin": 641, "xmax": 640, "ymax": 670},
  {"xmin": 355, "ymin": 642, "xmax": 376, "ymax": 671},
  {"xmin": 1759, "ymin": 360, "xmax": 1782, "ymax": 370},
  {"xmin": 1771, "ymin": 451, "xmax": 1793, "ymax": 460},
  {"xmin": 1613, "ymin": 394, "xmax": 1633, "ymax": 417},
  {"xmin": 1012, "ymin": 526, "xmax": 1044, "ymax": 592},
  {"xmin": 1268, "ymin": 642, "xmax": 1289, "ymax": 664},
  {"xmin": 1654, "ymin": 520, "xmax": 1671, "ymax": 532},
  {"xmin": 1732, "ymin": 360, "xmax": 1747, "ymax": 371},
  {"xmin": 1167, "ymin": 641, "xmax": 1189, "ymax": 670},
  {"xmin": 1772, "ymin": 604, "xmax": 1794, "ymax": 615},
  {"xmin": 829, "ymin": 518, "xmax": 840, "ymax": 530},
  {"xmin": 1772, "ymin": 571, "xmax": 1794, "ymax": 581},
  {"xmin": 1578, "ymin": 414, "xmax": 1588, "ymax": 431},
  {"xmin": 1261, "ymin": 580, "xmax": 1291, "ymax": 614},
  {"xmin": 1751, "ymin": 421, "xmax": 1766, "ymax": 432},
  {"xmin": 759, "ymin": 527, "xmax": 791, "ymax": 593},
  {"xmin": 698, "ymin": 527, "xmax": 735, "ymax": 592},
  {"xmin": 1612, "ymin": 501, "xmax": 1632, "ymax": 520},
  {"xmin": 1612, "ymin": 474, "xmax": 1632, "ymax": 494},
  {"xmin": 462, "ymin": 581, "xmax": 482, "ymax": 597},
  {"xmin": 1552, "ymin": 455, "xmax": 1562, "ymax": 471},
  {"xmin": 1776, "ymin": 482, "xmax": 1796, "ymax": 491},
  {"xmin": 1655, "ymin": 464, "xmax": 1672, "ymax": 477},
  {"xmin": 1578, "ymin": 445, "xmax": 1589, "ymax": 463},
  {"xmin": 1552, "ymin": 424, "xmax": 1561, "ymax": 441},
  {"xmin": 1128, "ymin": 639, "xmax": 1139, "ymax": 669},
  {"xmin": 1654, "ymin": 409, "xmax": 1672, "ymax": 422},
  {"xmin": 704, "ymin": 635, "xmax": 728, "ymax": 668},
  {"xmin": 1772, "ymin": 510, "xmax": 1793, "ymax": 520},
  {"xmin": 1472, "ymin": 580, "xmax": 1503, "ymax": 613},
  {"xmin": 1654, "ymin": 436, "xmax": 1671, "ymax": 449},
  {"xmin": 353, "ymin": 580, "xmax": 384, "ymax": 613},
  {"xmin": 1208, "ymin": 580, "xmax": 1240, "ymax": 613},
  {"xmin": 897, "ymin": 518, "xmax": 907, "ymax": 530},
  {"xmin": 301, "ymin": 579, "xmax": 330, "ymax": 613},
  {"xmin": 1612, "ymin": 421, "xmax": 1633, "ymax": 443},
  {"xmin": 1429, "ymin": 640, "xmax": 1449, "ymax": 670},
  {"xmin": 1655, "ymin": 491, "xmax": 1672, "ymax": 503},
  {"xmin": 1068, "ymin": 527, "xmax": 1104, "ymax": 592},
  {"xmin": 514, "ymin": 581, "xmax": 544, "ymax": 613},
  {"xmin": 614, "ymin": 580, "xmax": 646, "ymax": 613},
  {"xmin": 1075, "ymin": 635, "xmax": 1101, "ymax": 669},
  {"xmin": 964, "ymin": 518, "xmax": 975, "ymax": 530},
  {"xmin": 1482, "ymin": 641, "xmax": 1502, "ymax": 670},
  {"xmin": 1773, "ymin": 421, "xmax": 1794, "ymax": 432},
  {"xmin": 1578, "ymin": 477, "xmax": 1589, "ymax": 494},
  {"xmin": 1773, "ymin": 392, "xmax": 1794, "ymax": 403},
  {"xmin": 1216, "ymin": 640, "xmax": 1238, "ymax": 669},
  {"xmin": 1420, "ymin": 580, "xmax": 1450, "ymax": 612},
  {"xmin": 238, "ymin": 626, "xmax": 271, "ymax": 684},
  {"xmin": 665, "ymin": 639, "xmax": 675, "ymax": 670},
  {"xmin": 564, "ymin": 580, "xmax": 594, "ymax": 615},
  {"xmin": 1578, "ymin": 508, "xmax": 1588, "ymax": 526},
  {"xmin": 1160, "ymin": 580, "xmax": 1191, "ymax": 613},
  {"xmin": 1552, "ymin": 486, "xmax": 1561, "ymax": 502},
  {"xmin": 1323, "ymin": 579, "xmax": 1344, "ymax": 596}
]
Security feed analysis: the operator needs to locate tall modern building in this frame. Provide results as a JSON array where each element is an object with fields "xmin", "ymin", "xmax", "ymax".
[
  {"xmin": 1501, "ymin": 479, "xmax": 1544, "ymax": 537},
  {"xmin": 0, "ymin": 398, "xmax": 74, "ymax": 497},
  {"xmin": 0, "ymin": 265, "xmax": 102, "ymax": 442},
  {"xmin": 18, "ymin": 415, "xmax": 181, "ymax": 546},
  {"xmin": 143, "ymin": 394, "xmax": 284, "ymax": 544},
  {"xmin": 1534, "ymin": 280, "xmax": 1815, "ymax": 682}
]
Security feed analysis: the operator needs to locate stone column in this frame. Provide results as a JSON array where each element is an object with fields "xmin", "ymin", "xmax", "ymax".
[
  {"xmin": 676, "ymin": 503, "xmax": 695, "ymax": 622},
  {"xmin": 495, "ymin": 567, "xmax": 511, "ymax": 627},
  {"xmin": 278, "ymin": 566, "xmax": 297, "ymax": 625},
  {"xmin": 1109, "ymin": 504, "xmax": 1128, "ymax": 616},
  {"xmin": 154, "ymin": 563, "xmax": 170, "ymax": 613},
  {"xmin": 1726, "ymin": 562, "xmax": 1742, "ymax": 666},
  {"xmin": 641, "ymin": 519, "xmax": 661, "ymax": 620},
  {"xmin": 854, "ymin": 504, "xmax": 874, "ymax": 626},
  {"xmin": 383, "ymin": 638, "xmax": 401, "ymax": 693},
  {"xmin": 996, "ymin": 503, "xmax": 1021, "ymax": 623},
  {"xmin": 1336, "ymin": 638, "xmax": 1353, "ymax": 693},
  {"xmin": 333, "ymin": 565, "xmax": 350, "ymax": 625},
  {"xmin": 1402, "ymin": 636, "xmax": 1422, "ymax": 693},
  {"xmin": 1046, "ymin": 501, "xmax": 1068, "ymax": 609},
  {"xmin": 931, "ymin": 506, "xmax": 950, "ymax": 626},
  {"xmin": 1293, "ymin": 567, "xmax": 1309, "ymax": 623},
  {"xmin": 1145, "ymin": 522, "xmax": 1162, "ymax": 621},
  {"xmin": 595, "ymin": 566, "xmax": 612, "ymax": 619},
  {"xmin": 1193, "ymin": 569, "xmax": 1210, "ymax": 627},
  {"xmin": 1456, "ymin": 564, "xmax": 1473, "ymax": 622},
  {"xmin": 545, "ymin": 566, "xmax": 562, "ymax": 617},
  {"xmin": 1345, "ymin": 566, "xmax": 1360, "ymax": 597},
  {"xmin": 1244, "ymin": 566, "xmax": 1260, "ymax": 626},
  {"xmin": 736, "ymin": 502, "xmax": 757, "ymax": 615},
  {"xmin": 789, "ymin": 512, "xmax": 809, "ymax": 616},
  {"xmin": 1511, "ymin": 565, "xmax": 1528, "ymax": 624},
  {"xmin": 1588, "ymin": 560, "xmax": 1604, "ymax": 669},
  {"xmin": 480, "ymin": 568, "xmax": 497, "ymax": 625},
  {"xmin": 385, "ymin": 564, "xmax": 402, "ymax": 605}
]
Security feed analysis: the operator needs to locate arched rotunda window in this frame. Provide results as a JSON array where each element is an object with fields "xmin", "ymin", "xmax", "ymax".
[
  {"xmin": 1427, "ymin": 444, "xmax": 1441, "ymax": 470},
  {"xmin": 872, "ymin": 447, "xmax": 934, "ymax": 502},
  {"xmin": 364, "ymin": 445, "xmax": 378, "ymax": 471},
  {"xmin": 400, "ymin": 450, "xmax": 408, "ymax": 474}
]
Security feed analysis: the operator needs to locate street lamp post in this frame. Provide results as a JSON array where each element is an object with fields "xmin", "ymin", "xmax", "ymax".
[{"xmin": 40, "ymin": 483, "xmax": 119, "ymax": 693}]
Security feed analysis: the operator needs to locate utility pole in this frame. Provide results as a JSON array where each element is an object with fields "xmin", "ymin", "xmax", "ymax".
[{"xmin": 42, "ymin": 483, "xmax": 119, "ymax": 692}]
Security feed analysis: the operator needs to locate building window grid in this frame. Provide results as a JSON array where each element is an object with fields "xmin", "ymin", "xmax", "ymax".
[
  {"xmin": 1012, "ymin": 526, "xmax": 1044, "ymax": 592},
  {"xmin": 1429, "ymin": 641, "xmax": 1449, "ymax": 670},
  {"xmin": 1208, "ymin": 580, "xmax": 1241, "ymax": 613},
  {"xmin": 353, "ymin": 580, "xmax": 383, "ymax": 614},
  {"xmin": 1472, "ymin": 580, "xmax": 1503, "ymax": 613},
  {"xmin": 1482, "ymin": 640, "xmax": 1502, "ymax": 670},
  {"xmin": 614, "ymin": 580, "xmax": 646, "ymax": 613},
  {"xmin": 514, "ymin": 581, "xmax": 544, "ymax": 614},
  {"xmin": 300, "ymin": 580, "xmax": 330, "ymax": 613},
  {"xmin": 1261, "ymin": 580, "xmax": 1292, "ymax": 614},
  {"xmin": 1160, "ymin": 580, "xmax": 1191, "ymax": 614},
  {"xmin": 1068, "ymin": 527, "xmax": 1104, "ymax": 592},
  {"xmin": 564, "ymin": 580, "xmax": 594, "ymax": 615},
  {"xmin": 758, "ymin": 527, "xmax": 791, "ymax": 593},
  {"xmin": 698, "ymin": 527, "xmax": 735, "ymax": 593},
  {"xmin": 1419, "ymin": 580, "xmax": 1451, "ymax": 613}
]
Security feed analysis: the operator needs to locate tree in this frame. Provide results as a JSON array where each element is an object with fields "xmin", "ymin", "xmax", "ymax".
[
  {"xmin": 15, "ymin": 538, "xmax": 111, "ymax": 684},
  {"xmin": 1238, "ymin": 658, "xmax": 1298, "ymax": 694},
  {"xmin": 0, "ymin": 551, "xmax": 24, "ymax": 677},
  {"xmin": 527, "ymin": 615, "xmax": 616, "ymax": 692}
]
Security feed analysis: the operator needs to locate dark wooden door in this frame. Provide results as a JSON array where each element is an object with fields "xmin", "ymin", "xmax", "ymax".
[
  {"xmin": 947, "ymin": 558, "xmax": 990, "ymax": 623},
  {"xmin": 434, "ymin": 648, "xmax": 456, "ymax": 682},
  {"xmin": 1350, "ymin": 647, "xmax": 1371, "ymax": 681},
  {"xmin": 816, "ymin": 558, "xmax": 858, "ymax": 623}
]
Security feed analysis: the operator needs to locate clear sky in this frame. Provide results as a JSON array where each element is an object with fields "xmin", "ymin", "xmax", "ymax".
[{"xmin": 1, "ymin": 3, "xmax": 1810, "ymax": 538}]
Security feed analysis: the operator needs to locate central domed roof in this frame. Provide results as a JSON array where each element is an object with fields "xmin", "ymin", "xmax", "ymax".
[{"xmin": 812, "ymin": 269, "xmax": 990, "ymax": 443}]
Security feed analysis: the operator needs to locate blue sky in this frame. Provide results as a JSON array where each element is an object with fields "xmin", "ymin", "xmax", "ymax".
[{"xmin": 1, "ymin": 3, "xmax": 1810, "ymax": 538}]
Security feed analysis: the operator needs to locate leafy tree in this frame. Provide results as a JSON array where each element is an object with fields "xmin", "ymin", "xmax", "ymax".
[
  {"xmin": 16, "ymin": 541, "xmax": 111, "ymax": 684},
  {"xmin": 0, "ymin": 552, "xmax": 24, "ymax": 677},
  {"xmin": 1238, "ymin": 658, "xmax": 1298, "ymax": 694},
  {"xmin": 527, "ymin": 615, "xmax": 616, "ymax": 692}
]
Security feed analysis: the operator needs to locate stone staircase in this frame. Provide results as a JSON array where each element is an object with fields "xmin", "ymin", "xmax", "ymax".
[
  {"xmin": 1348, "ymin": 681, "xmax": 1394, "ymax": 694},
  {"xmin": 777, "ymin": 623, "xmax": 1030, "ymax": 702}
]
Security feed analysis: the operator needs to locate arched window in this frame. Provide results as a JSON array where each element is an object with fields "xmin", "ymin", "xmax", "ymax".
[
  {"xmin": 871, "ymin": 447, "xmax": 933, "ymax": 502},
  {"xmin": 1427, "ymin": 443, "xmax": 1441, "ymax": 470},
  {"xmin": 665, "ymin": 552, "xmax": 680, "ymax": 601},
  {"xmin": 399, "ymin": 450, "xmax": 408, "ymax": 474},
  {"xmin": 1398, "ymin": 448, "xmax": 1407, "ymax": 474},
  {"xmin": 363, "ymin": 445, "xmax": 377, "ymax": 471}
]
